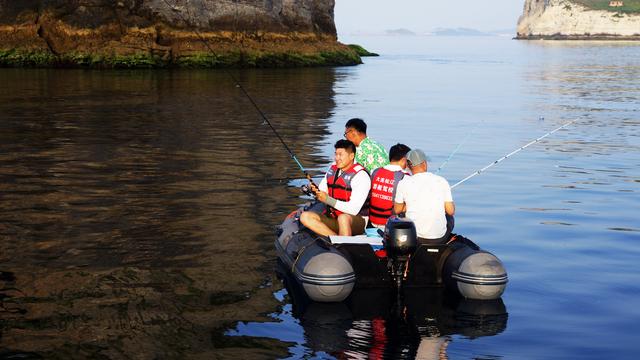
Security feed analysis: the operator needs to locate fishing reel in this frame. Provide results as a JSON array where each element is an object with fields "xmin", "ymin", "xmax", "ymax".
[
  {"xmin": 301, "ymin": 178, "xmax": 322, "ymax": 200},
  {"xmin": 300, "ymin": 184, "xmax": 314, "ymax": 197},
  {"xmin": 383, "ymin": 217, "xmax": 418, "ymax": 290}
]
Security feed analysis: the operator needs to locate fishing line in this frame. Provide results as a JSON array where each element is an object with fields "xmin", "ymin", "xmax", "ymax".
[
  {"xmin": 160, "ymin": 0, "xmax": 316, "ymax": 185},
  {"xmin": 435, "ymin": 119, "xmax": 484, "ymax": 175},
  {"xmin": 450, "ymin": 118, "xmax": 580, "ymax": 190}
]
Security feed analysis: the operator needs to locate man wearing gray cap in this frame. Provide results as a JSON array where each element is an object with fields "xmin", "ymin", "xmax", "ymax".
[{"xmin": 393, "ymin": 149, "xmax": 455, "ymax": 243}]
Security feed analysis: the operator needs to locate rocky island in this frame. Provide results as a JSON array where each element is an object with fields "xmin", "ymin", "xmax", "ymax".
[
  {"xmin": 0, "ymin": 0, "xmax": 362, "ymax": 68},
  {"xmin": 517, "ymin": 0, "xmax": 640, "ymax": 39}
]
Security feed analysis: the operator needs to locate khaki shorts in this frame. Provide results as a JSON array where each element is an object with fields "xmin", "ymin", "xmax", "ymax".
[{"xmin": 319, "ymin": 213, "xmax": 366, "ymax": 235}]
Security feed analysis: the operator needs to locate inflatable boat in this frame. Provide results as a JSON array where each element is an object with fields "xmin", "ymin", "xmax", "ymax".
[{"xmin": 275, "ymin": 202, "xmax": 508, "ymax": 302}]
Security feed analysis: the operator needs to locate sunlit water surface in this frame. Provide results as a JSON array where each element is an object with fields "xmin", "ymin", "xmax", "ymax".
[{"xmin": 1, "ymin": 36, "xmax": 639, "ymax": 359}]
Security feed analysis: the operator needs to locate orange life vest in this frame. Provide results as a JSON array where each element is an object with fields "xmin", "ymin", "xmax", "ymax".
[{"xmin": 369, "ymin": 167, "xmax": 407, "ymax": 226}]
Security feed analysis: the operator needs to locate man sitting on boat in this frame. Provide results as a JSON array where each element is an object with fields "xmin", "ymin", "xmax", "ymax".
[
  {"xmin": 343, "ymin": 118, "xmax": 389, "ymax": 173},
  {"xmin": 300, "ymin": 140, "xmax": 371, "ymax": 236},
  {"xmin": 394, "ymin": 149, "xmax": 455, "ymax": 243},
  {"xmin": 369, "ymin": 143, "xmax": 411, "ymax": 229}
]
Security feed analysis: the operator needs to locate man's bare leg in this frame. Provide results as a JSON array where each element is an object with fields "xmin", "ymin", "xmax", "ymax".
[
  {"xmin": 300, "ymin": 211, "xmax": 337, "ymax": 236},
  {"xmin": 337, "ymin": 214, "xmax": 354, "ymax": 236}
]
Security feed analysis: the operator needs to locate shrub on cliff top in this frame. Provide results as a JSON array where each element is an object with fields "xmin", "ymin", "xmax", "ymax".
[{"xmin": 572, "ymin": 0, "xmax": 640, "ymax": 12}]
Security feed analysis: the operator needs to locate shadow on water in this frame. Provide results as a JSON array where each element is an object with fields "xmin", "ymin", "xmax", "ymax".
[
  {"xmin": 225, "ymin": 262, "xmax": 508, "ymax": 359},
  {"xmin": 0, "ymin": 67, "xmax": 341, "ymax": 358}
]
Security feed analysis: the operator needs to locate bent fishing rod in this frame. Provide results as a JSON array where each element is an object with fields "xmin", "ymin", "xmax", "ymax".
[
  {"xmin": 450, "ymin": 118, "xmax": 580, "ymax": 190},
  {"xmin": 160, "ymin": 0, "xmax": 317, "ymax": 187}
]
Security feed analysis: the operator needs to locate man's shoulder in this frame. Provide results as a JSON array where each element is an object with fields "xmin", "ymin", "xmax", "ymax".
[
  {"xmin": 352, "ymin": 164, "xmax": 366, "ymax": 173},
  {"xmin": 380, "ymin": 164, "xmax": 407, "ymax": 175},
  {"xmin": 383, "ymin": 164, "xmax": 403, "ymax": 171},
  {"xmin": 412, "ymin": 172, "xmax": 439, "ymax": 184},
  {"xmin": 426, "ymin": 173, "xmax": 451, "ymax": 187},
  {"xmin": 368, "ymin": 137, "xmax": 386, "ymax": 150},
  {"xmin": 397, "ymin": 173, "xmax": 414, "ymax": 186},
  {"xmin": 352, "ymin": 167, "xmax": 371, "ymax": 186}
]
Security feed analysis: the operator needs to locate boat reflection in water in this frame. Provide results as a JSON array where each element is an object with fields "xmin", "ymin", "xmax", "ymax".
[{"xmin": 227, "ymin": 262, "xmax": 508, "ymax": 359}]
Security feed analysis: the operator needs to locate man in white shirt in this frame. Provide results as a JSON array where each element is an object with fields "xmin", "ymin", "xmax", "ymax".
[
  {"xmin": 394, "ymin": 149, "xmax": 455, "ymax": 243},
  {"xmin": 300, "ymin": 140, "xmax": 371, "ymax": 236}
]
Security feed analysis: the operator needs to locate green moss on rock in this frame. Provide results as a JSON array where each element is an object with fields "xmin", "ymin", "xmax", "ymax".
[
  {"xmin": 347, "ymin": 44, "xmax": 380, "ymax": 57},
  {"xmin": 177, "ymin": 49, "xmax": 361, "ymax": 68},
  {"xmin": 0, "ymin": 50, "xmax": 168, "ymax": 68},
  {"xmin": 0, "ymin": 48, "xmax": 362, "ymax": 69},
  {"xmin": 0, "ymin": 50, "xmax": 56, "ymax": 67}
]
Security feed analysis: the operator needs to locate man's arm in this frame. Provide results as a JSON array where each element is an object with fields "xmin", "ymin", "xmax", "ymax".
[
  {"xmin": 326, "ymin": 171, "xmax": 370, "ymax": 215},
  {"xmin": 445, "ymin": 201, "xmax": 455, "ymax": 216},
  {"xmin": 393, "ymin": 178, "xmax": 407, "ymax": 216},
  {"xmin": 394, "ymin": 202, "xmax": 406, "ymax": 215},
  {"xmin": 443, "ymin": 178, "xmax": 455, "ymax": 216}
]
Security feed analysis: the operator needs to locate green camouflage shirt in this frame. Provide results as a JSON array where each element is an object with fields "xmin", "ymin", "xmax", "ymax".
[{"xmin": 355, "ymin": 137, "xmax": 389, "ymax": 173}]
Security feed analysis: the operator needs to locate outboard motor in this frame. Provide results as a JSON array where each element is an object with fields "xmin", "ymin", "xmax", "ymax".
[{"xmin": 383, "ymin": 217, "xmax": 418, "ymax": 290}]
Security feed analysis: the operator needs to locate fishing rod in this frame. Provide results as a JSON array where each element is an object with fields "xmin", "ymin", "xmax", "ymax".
[
  {"xmin": 435, "ymin": 119, "xmax": 484, "ymax": 175},
  {"xmin": 450, "ymin": 118, "xmax": 580, "ymax": 190},
  {"xmin": 160, "ymin": 0, "xmax": 317, "ymax": 187}
]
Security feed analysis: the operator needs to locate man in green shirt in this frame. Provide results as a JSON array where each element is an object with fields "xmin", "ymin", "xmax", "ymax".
[{"xmin": 344, "ymin": 118, "xmax": 389, "ymax": 173}]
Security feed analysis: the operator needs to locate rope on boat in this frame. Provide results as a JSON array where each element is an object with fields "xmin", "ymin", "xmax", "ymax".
[
  {"xmin": 160, "ymin": 0, "xmax": 316, "ymax": 185},
  {"xmin": 450, "ymin": 118, "xmax": 581, "ymax": 190},
  {"xmin": 290, "ymin": 237, "xmax": 321, "ymax": 273}
]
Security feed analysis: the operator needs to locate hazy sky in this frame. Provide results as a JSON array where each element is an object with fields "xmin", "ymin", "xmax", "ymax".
[{"xmin": 335, "ymin": 0, "xmax": 525, "ymax": 35}]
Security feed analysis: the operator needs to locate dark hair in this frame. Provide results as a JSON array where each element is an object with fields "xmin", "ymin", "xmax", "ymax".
[
  {"xmin": 345, "ymin": 118, "xmax": 367, "ymax": 134},
  {"xmin": 389, "ymin": 143, "xmax": 411, "ymax": 162},
  {"xmin": 335, "ymin": 139, "xmax": 356, "ymax": 154}
]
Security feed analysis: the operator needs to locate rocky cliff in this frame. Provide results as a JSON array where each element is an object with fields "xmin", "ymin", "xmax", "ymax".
[
  {"xmin": 517, "ymin": 0, "xmax": 640, "ymax": 39},
  {"xmin": 0, "ymin": 0, "xmax": 360, "ymax": 67}
]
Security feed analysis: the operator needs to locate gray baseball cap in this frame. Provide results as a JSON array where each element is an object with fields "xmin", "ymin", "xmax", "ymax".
[{"xmin": 406, "ymin": 149, "xmax": 428, "ymax": 166}]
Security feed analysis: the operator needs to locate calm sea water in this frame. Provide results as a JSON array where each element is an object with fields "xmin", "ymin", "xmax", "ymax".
[{"xmin": 1, "ymin": 35, "xmax": 639, "ymax": 359}]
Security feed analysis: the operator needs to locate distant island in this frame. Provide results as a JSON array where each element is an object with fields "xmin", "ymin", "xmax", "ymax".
[
  {"xmin": 518, "ymin": 0, "xmax": 640, "ymax": 40},
  {"xmin": 371, "ymin": 28, "xmax": 508, "ymax": 37},
  {"xmin": 385, "ymin": 28, "xmax": 417, "ymax": 36},
  {"xmin": 432, "ymin": 28, "xmax": 493, "ymax": 36}
]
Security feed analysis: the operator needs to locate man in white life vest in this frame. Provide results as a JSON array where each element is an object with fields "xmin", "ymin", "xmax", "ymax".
[
  {"xmin": 300, "ymin": 140, "xmax": 371, "ymax": 236},
  {"xmin": 369, "ymin": 143, "xmax": 411, "ymax": 229},
  {"xmin": 394, "ymin": 149, "xmax": 455, "ymax": 243}
]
